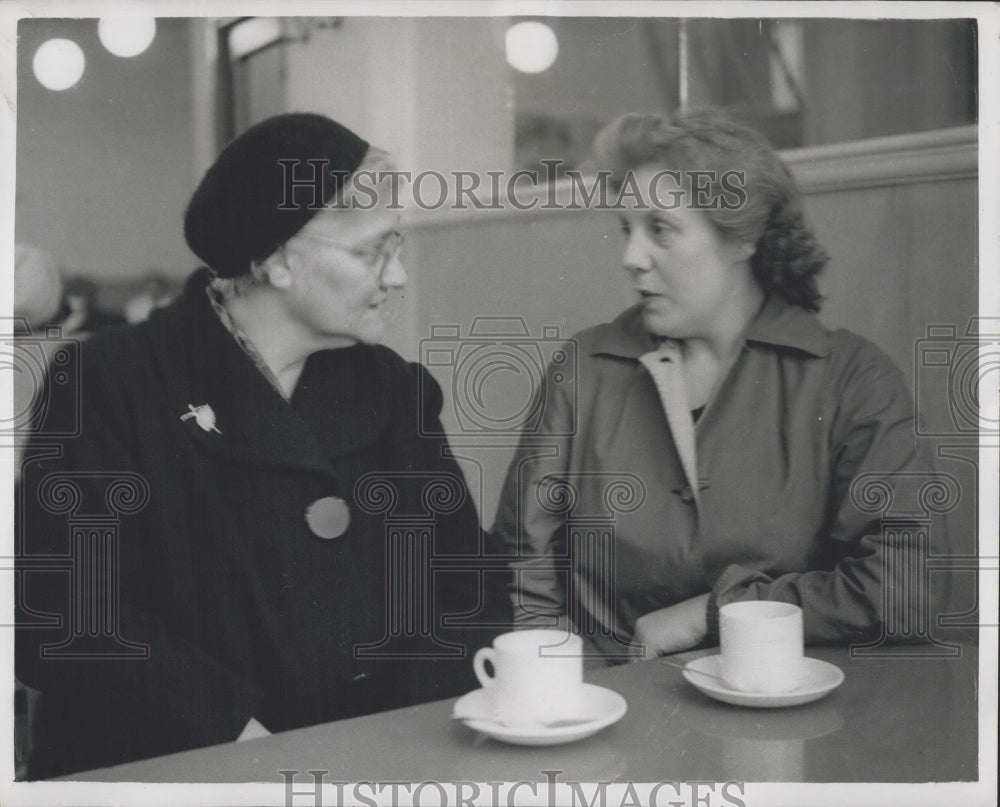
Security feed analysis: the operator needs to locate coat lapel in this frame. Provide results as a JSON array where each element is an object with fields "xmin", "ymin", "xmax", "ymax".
[
  {"xmin": 143, "ymin": 271, "xmax": 390, "ymax": 474},
  {"xmin": 291, "ymin": 345, "xmax": 394, "ymax": 462},
  {"xmin": 639, "ymin": 342, "xmax": 702, "ymax": 511}
]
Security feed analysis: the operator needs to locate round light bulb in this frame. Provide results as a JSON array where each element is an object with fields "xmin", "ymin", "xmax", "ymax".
[
  {"xmin": 32, "ymin": 38, "xmax": 86, "ymax": 91},
  {"xmin": 98, "ymin": 17, "xmax": 156, "ymax": 58},
  {"xmin": 505, "ymin": 21, "xmax": 558, "ymax": 74}
]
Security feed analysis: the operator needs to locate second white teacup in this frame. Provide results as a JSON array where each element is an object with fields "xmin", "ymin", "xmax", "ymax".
[
  {"xmin": 719, "ymin": 601, "xmax": 804, "ymax": 694},
  {"xmin": 473, "ymin": 629, "xmax": 584, "ymax": 724}
]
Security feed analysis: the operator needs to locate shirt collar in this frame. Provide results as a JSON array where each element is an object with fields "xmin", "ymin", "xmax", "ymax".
[{"xmin": 590, "ymin": 296, "xmax": 831, "ymax": 359}]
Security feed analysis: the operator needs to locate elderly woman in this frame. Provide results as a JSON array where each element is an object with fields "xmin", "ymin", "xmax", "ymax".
[
  {"xmin": 493, "ymin": 108, "xmax": 943, "ymax": 662},
  {"xmin": 17, "ymin": 113, "xmax": 509, "ymax": 778}
]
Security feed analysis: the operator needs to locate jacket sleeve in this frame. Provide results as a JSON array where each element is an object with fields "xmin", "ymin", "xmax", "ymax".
[
  {"xmin": 15, "ymin": 343, "xmax": 261, "ymax": 779},
  {"xmin": 707, "ymin": 340, "xmax": 949, "ymax": 645},
  {"xmin": 490, "ymin": 358, "xmax": 576, "ymax": 629}
]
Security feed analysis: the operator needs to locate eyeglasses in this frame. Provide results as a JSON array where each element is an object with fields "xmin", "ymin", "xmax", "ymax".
[{"xmin": 296, "ymin": 229, "xmax": 405, "ymax": 279}]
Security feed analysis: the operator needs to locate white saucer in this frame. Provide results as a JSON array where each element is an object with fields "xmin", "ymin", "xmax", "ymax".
[
  {"xmin": 452, "ymin": 683, "xmax": 627, "ymax": 746},
  {"xmin": 682, "ymin": 655, "xmax": 844, "ymax": 708}
]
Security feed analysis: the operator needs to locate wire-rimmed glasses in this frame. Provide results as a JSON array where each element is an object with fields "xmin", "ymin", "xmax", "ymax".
[{"xmin": 297, "ymin": 229, "xmax": 405, "ymax": 280}]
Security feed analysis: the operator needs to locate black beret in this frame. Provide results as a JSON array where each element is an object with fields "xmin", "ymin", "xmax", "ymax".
[{"xmin": 184, "ymin": 113, "xmax": 369, "ymax": 278}]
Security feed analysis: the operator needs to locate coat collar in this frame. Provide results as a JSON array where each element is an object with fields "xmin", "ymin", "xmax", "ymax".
[
  {"xmin": 143, "ymin": 269, "xmax": 392, "ymax": 474},
  {"xmin": 589, "ymin": 296, "xmax": 832, "ymax": 359}
]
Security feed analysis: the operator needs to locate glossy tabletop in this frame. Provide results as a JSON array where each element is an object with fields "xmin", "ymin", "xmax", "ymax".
[{"xmin": 68, "ymin": 644, "xmax": 978, "ymax": 783}]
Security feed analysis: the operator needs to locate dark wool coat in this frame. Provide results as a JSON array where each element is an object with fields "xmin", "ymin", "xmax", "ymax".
[{"xmin": 16, "ymin": 270, "xmax": 511, "ymax": 779}]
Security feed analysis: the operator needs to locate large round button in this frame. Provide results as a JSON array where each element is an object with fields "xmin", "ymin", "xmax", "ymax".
[{"xmin": 305, "ymin": 496, "xmax": 351, "ymax": 539}]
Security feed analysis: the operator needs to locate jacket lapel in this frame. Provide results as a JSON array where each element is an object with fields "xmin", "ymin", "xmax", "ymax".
[
  {"xmin": 639, "ymin": 342, "xmax": 702, "ymax": 511},
  {"xmin": 291, "ymin": 345, "xmax": 394, "ymax": 462},
  {"xmin": 143, "ymin": 270, "xmax": 386, "ymax": 474}
]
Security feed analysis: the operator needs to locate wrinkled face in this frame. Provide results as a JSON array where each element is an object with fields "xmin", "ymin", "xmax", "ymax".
[
  {"xmin": 277, "ymin": 188, "xmax": 406, "ymax": 348},
  {"xmin": 618, "ymin": 166, "xmax": 753, "ymax": 341}
]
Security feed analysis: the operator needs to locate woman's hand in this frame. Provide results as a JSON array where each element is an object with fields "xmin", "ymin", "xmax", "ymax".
[{"xmin": 632, "ymin": 594, "xmax": 710, "ymax": 659}]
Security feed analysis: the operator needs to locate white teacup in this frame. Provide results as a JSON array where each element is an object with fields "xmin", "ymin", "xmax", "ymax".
[
  {"xmin": 473, "ymin": 629, "xmax": 584, "ymax": 724},
  {"xmin": 719, "ymin": 601, "xmax": 804, "ymax": 694}
]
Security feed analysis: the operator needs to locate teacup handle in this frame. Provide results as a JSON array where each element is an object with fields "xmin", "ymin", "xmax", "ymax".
[{"xmin": 473, "ymin": 647, "xmax": 496, "ymax": 688}]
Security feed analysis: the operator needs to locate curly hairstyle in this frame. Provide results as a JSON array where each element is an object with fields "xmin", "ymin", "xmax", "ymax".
[{"xmin": 588, "ymin": 108, "xmax": 828, "ymax": 312}]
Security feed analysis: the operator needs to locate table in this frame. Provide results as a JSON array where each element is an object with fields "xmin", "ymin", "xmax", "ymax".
[{"xmin": 68, "ymin": 644, "xmax": 978, "ymax": 784}]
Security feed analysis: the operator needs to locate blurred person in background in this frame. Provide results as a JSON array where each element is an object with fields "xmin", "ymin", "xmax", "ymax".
[
  {"xmin": 14, "ymin": 243, "xmax": 125, "ymax": 337},
  {"xmin": 123, "ymin": 271, "xmax": 177, "ymax": 324},
  {"xmin": 13, "ymin": 243, "xmax": 65, "ymax": 333},
  {"xmin": 59, "ymin": 275, "xmax": 127, "ymax": 335}
]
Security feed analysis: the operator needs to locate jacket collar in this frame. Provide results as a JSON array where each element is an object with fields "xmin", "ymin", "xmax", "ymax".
[
  {"xmin": 590, "ymin": 296, "xmax": 831, "ymax": 359},
  {"xmin": 745, "ymin": 295, "xmax": 831, "ymax": 357},
  {"xmin": 143, "ymin": 268, "xmax": 391, "ymax": 474}
]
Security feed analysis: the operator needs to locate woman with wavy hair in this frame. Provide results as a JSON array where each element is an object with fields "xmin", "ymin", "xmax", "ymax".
[{"xmin": 493, "ymin": 108, "xmax": 942, "ymax": 661}]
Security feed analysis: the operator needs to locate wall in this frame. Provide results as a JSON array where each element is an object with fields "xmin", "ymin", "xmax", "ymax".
[
  {"xmin": 784, "ymin": 128, "xmax": 979, "ymax": 385},
  {"xmin": 284, "ymin": 17, "xmax": 512, "ymax": 176},
  {"xmin": 13, "ymin": 16, "xmax": 977, "ymax": 286},
  {"xmin": 513, "ymin": 17, "xmax": 676, "ymax": 119},
  {"xmin": 15, "ymin": 18, "xmax": 197, "ymax": 281},
  {"xmin": 801, "ymin": 19, "xmax": 977, "ymax": 146}
]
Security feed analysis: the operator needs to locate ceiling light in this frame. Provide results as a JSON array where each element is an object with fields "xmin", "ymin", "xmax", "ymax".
[
  {"xmin": 98, "ymin": 17, "xmax": 157, "ymax": 58},
  {"xmin": 32, "ymin": 38, "xmax": 85, "ymax": 91},
  {"xmin": 505, "ymin": 21, "xmax": 558, "ymax": 74}
]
